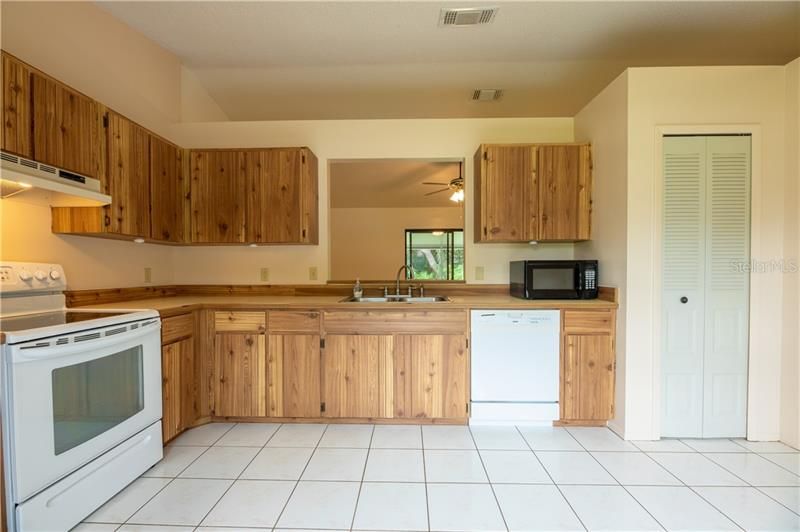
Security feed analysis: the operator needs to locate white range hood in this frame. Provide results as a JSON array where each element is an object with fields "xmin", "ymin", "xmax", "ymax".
[{"xmin": 0, "ymin": 150, "xmax": 111, "ymax": 206}]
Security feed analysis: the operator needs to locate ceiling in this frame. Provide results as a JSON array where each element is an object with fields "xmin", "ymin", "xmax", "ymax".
[
  {"xmin": 98, "ymin": 1, "xmax": 800, "ymax": 121},
  {"xmin": 330, "ymin": 160, "xmax": 464, "ymax": 208}
]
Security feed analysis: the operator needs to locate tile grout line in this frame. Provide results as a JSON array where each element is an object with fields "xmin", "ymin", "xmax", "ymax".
[
  {"xmin": 193, "ymin": 423, "xmax": 282, "ymax": 529},
  {"xmin": 515, "ymin": 425, "xmax": 588, "ymax": 532},
  {"xmin": 467, "ymin": 425, "xmax": 509, "ymax": 532},
  {"xmin": 271, "ymin": 423, "xmax": 329, "ymax": 529},
  {"xmin": 116, "ymin": 422, "xmax": 240, "ymax": 528},
  {"xmin": 348, "ymin": 424, "xmax": 375, "ymax": 531},
  {"xmin": 567, "ymin": 428, "xmax": 669, "ymax": 532},
  {"xmin": 420, "ymin": 425, "xmax": 431, "ymax": 532}
]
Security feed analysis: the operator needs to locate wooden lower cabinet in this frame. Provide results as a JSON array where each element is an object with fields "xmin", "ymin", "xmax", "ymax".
[
  {"xmin": 161, "ymin": 339, "xmax": 183, "ymax": 442},
  {"xmin": 268, "ymin": 334, "xmax": 321, "ymax": 417},
  {"xmin": 561, "ymin": 333, "xmax": 615, "ymax": 422},
  {"xmin": 395, "ymin": 335, "xmax": 469, "ymax": 419},
  {"xmin": 213, "ymin": 333, "xmax": 267, "ymax": 417},
  {"xmin": 322, "ymin": 334, "xmax": 394, "ymax": 418}
]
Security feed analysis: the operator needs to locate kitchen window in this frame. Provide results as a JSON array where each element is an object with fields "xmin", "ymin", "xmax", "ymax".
[{"xmin": 404, "ymin": 229, "xmax": 464, "ymax": 281}]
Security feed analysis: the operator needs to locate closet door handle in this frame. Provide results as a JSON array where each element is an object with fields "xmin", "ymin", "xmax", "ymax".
[{"xmin": 680, "ymin": 296, "xmax": 688, "ymax": 304}]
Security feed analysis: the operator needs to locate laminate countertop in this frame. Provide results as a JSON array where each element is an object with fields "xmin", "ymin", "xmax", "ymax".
[{"xmin": 76, "ymin": 294, "xmax": 618, "ymax": 318}]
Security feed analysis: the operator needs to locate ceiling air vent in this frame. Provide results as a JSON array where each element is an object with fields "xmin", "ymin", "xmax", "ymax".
[
  {"xmin": 472, "ymin": 89, "xmax": 503, "ymax": 101},
  {"xmin": 439, "ymin": 7, "xmax": 498, "ymax": 26}
]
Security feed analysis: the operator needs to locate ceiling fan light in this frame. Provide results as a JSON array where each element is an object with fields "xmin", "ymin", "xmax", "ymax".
[{"xmin": 450, "ymin": 189, "xmax": 464, "ymax": 203}]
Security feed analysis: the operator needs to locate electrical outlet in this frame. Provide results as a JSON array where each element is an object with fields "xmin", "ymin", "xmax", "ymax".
[
  {"xmin": 260, "ymin": 267, "xmax": 270, "ymax": 282},
  {"xmin": 144, "ymin": 267, "xmax": 152, "ymax": 283},
  {"xmin": 474, "ymin": 266, "xmax": 485, "ymax": 281},
  {"xmin": 309, "ymin": 266, "xmax": 318, "ymax": 281}
]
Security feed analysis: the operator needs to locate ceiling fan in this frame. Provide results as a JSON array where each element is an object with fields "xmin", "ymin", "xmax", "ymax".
[{"xmin": 423, "ymin": 161, "xmax": 464, "ymax": 203}]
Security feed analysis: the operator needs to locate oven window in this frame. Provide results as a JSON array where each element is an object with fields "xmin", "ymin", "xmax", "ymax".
[
  {"xmin": 52, "ymin": 346, "xmax": 144, "ymax": 455},
  {"xmin": 531, "ymin": 268, "xmax": 575, "ymax": 290}
]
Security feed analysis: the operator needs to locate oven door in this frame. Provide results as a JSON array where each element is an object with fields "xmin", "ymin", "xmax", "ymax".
[
  {"xmin": 526, "ymin": 261, "xmax": 580, "ymax": 299},
  {"xmin": 6, "ymin": 318, "xmax": 161, "ymax": 502}
]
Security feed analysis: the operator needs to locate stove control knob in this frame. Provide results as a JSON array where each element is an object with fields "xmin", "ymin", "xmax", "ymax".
[
  {"xmin": 50, "ymin": 270, "xmax": 62, "ymax": 281},
  {"xmin": 34, "ymin": 270, "xmax": 47, "ymax": 281},
  {"xmin": 18, "ymin": 269, "xmax": 32, "ymax": 282}
]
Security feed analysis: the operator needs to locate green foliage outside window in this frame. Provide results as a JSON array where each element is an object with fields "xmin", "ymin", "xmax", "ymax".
[{"xmin": 404, "ymin": 229, "xmax": 464, "ymax": 281}]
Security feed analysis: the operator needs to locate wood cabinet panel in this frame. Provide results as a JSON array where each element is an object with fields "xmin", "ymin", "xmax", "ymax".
[
  {"xmin": 323, "ymin": 310, "xmax": 467, "ymax": 335},
  {"xmin": 269, "ymin": 334, "xmax": 321, "ymax": 417},
  {"xmin": 563, "ymin": 309, "xmax": 613, "ymax": 333},
  {"xmin": 562, "ymin": 333, "xmax": 614, "ymax": 421},
  {"xmin": 2, "ymin": 53, "xmax": 32, "ymax": 157},
  {"xmin": 162, "ymin": 313, "xmax": 194, "ymax": 344},
  {"xmin": 214, "ymin": 311, "xmax": 266, "ymax": 333},
  {"xmin": 162, "ymin": 340, "xmax": 183, "ymax": 442},
  {"xmin": 395, "ymin": 335, "xmax": 468, "ymax": 419},
  {"xmin": 322, "ymin": 334, "xmax": 393, "ymax": 418},
  {"xmin": 538, "ymin": 145, "xmax": 592, "ymax": 241},
  {"xmin": 213, "ymin": 333, "xmax": 267, "ymax": 417},
  {"xmin": 476, "ymin": 145, "xmax": 534, "ymax": 242},
  {"xmin": 268, "ymin": 310, "xmax": 320, "ymax": 334},
  {"xmin": 246, "ymin": 149, "xmax": 301, "ymax": 243},
  {"xmin": 150, "ymin": 136, "xmax": 186, "ymax": 242},
  {"xmin": 107, "ymin": 112, "xmax": 150, "ymax": 237},
  {"xmin": 32, "ymin": 72, "xmax": 96, "ymax": 177},
  {"xmin": 190, "ymin": 150, "xmax": 246, "ymax": 243}
]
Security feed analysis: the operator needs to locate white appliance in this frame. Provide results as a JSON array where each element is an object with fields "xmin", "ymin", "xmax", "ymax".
[
  {"xmin": 470, "ymin": 310, "xmax": 560, "ymax": 424},
  {"xmin": 0, "ymin": 262, "xmax": 163, "ymax": 532},
  {"xmin": 0, "ymin": 150, "xmax": 111, "ymax": 206}
]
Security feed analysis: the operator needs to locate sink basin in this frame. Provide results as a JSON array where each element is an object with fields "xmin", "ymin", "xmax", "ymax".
[{"xmin": 340, "ymin": 295, "xmax": 450, "ymax": 303}]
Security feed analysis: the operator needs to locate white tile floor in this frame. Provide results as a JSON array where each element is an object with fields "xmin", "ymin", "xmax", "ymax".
[{"xmin": 74, "ymin": 423, "xmax": 800, "ymax": 532}]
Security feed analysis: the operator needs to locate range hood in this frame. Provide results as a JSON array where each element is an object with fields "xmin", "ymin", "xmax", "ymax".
[{"xmin": 0, "ymin": 150, "xmax": 111, "ymax": 206}]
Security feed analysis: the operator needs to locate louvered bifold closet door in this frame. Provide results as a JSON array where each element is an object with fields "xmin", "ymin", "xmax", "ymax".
[
  {"xmin": 702, "ymin": 136, "xmax": 750, "ymax": 437},
  {"xmin": 662, "ymin": 135, "xmax": 751, "ymax": 438},
  {"xmin": 662, "ymin": 136, "xmax": 707, "ymax": 438}
]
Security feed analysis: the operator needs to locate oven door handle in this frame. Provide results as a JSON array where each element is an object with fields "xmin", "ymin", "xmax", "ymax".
[{"xmin": 11, "ymin": 323, "xmax": 160, "ymax": 362}]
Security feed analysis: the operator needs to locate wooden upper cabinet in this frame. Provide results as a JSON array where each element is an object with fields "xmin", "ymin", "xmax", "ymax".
[
  {"xmin": 245, "ymin": 147, "xmax": 318, "ymax": 244},
  {"xmin": 150, "ymin": 136, "xmax": 186, "ymax": 242},
  {"xmin": 538, "ymin": 145, "xmax": 592, "ymax": 241},
  {"xmin": 32, "ymin": 72, "xmax": 97, "ymax": 177},
  {"xmin": 474, "ymin": 143, "xmax": 591, "ymax": 243},
  {"xmin": 1, "ymin": 53, "xmax": 32, "ymax": 157},
  {"xmin": 190, "ymin": 150, "xmax": 246, "ymax": 243},
  {"xmin": 106, "ymin": 112, "xmax": 150, "ymax": 237},
  {"xmin": 475, "ymin": 145, "xmax": 534, "ymax": 242}
]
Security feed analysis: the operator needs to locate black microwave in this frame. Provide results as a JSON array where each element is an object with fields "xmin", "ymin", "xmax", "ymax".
[{"xmin": 510, "ymin": 260, "xmax": 599, "ymax": 300}]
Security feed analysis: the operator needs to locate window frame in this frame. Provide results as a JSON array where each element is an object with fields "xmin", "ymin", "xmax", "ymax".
[{"xmin": 404, "ymin": 228, "xmax": 464, "ymax": 281}]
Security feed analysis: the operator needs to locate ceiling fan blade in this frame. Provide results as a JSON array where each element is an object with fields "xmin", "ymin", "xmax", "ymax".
[
  {"xmin": 424, "ymin": 188, "xmax": 450, "ymax": 196},
  {"xmin": 422, "ymin": 182, "xmax": 449, "ymax": 186}
]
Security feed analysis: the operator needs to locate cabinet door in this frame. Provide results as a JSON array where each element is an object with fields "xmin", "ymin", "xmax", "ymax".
[
  {"xmin": 161, "ymin": 341, "xmax": 183, "ymax": 442},
  {"xmin": 562, "ymin": 334, "xmax": 614, "ymax": 421},
  {"xmin": 268, "ymin": 334, "xmax": 321, "ymax": 417},
  {"xmin": 538, "ymin": 145, "xmax": 591, "ymax": 241},
  {"xmin": 477, "ymin": 145, "xmax": 534, "ymax": 242},
  {"xmin": 2, "ymin": 53, "xmax": 32, "ymax": 157},
  {"xmin": 150, "ymin": 136, "xmax": 186, "ymax": 242},
  {"xmin": 246, "ymin": 149, "xmax": 302, "ymax": 243},
  {"xmin": 32, "ymin": 73, "xmax": 96, "ymax": 177},
  {"xmin": 179, "ymin": 336, "xmax": 196, "ymax": 431},
  {"xmin": 213, "ymin": 333, "xmax": 267, "ymax": 417},
  {"xmin": 191, "ymin": 150, "xmax": 246, "ymax": 243},
  {"xmin": 107, "ymin": 112, "xmax": 150, "ymax": 237},
  {"xmin": 322, "ymin": 334, "xmax": 393, "ymax": 418},
  {"xmin": 395, "ymin": 335, "xmax": 468, "ymax": 419}
]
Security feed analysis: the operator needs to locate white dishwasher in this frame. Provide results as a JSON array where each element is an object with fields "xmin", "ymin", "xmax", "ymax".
[{"xmin": 470, "ymin": 309, "xmax": 560, "ymax": 424}]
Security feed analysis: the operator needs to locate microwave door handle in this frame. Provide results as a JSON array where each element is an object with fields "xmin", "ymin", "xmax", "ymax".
[{"xmin": 11, "ymin": 324, "xmax": 160, "ymax": 362}]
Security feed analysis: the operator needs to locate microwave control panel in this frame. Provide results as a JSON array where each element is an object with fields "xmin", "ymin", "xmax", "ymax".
[{"xmin": 584, "ymin": 269, "xmax": 597, "ymax": 290}]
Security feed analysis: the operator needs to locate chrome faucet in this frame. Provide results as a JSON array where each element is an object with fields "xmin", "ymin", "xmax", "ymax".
[{"xmin": 395, "ymin": 264, "xmax": 413, "ymax": 296}]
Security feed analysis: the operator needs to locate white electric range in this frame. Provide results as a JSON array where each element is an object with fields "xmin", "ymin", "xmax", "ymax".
[{"xmin": 0, "ymin": 262, "xmax": 163, "ymax": 532}]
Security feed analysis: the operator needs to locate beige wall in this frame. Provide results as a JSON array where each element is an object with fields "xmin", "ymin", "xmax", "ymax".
[
  {"xmin": 181, "ymin": 66, "xmax": 230, "ymax": 122},
  {"xmin": 168, "ymin": 118, "xmax": 575, "ymax": 285},
  {"xmin": 781, "ymin": 58, "xmax": 800, "ymax": 448},
  {"xmin": 574, "ymin": 71, "xmax": 629, "ymax": 437},
  {"xmin": 624, "ymin": 66, "xmax": 788, "ymax": 441},
  {"xmin": 0, "ymin": 199, "xmax": 174, "ymax": 290},
  {"xmin": 330, "ymin": 207, "xmax": 463, "ymax": 281}
]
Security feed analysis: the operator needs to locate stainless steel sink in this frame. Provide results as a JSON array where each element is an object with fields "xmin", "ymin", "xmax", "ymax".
[{"xmin": 340, "ymin": 295, "xmax": 450, "ymax": 303}]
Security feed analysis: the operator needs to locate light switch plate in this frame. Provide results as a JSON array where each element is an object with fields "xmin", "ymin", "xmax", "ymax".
[
  {"xmin": 309, "ymin": 266, "xmax": 318, "ymax": 281},
  {"xmin": 474, "ymin": 266, "xmax": 485, "ymax": 281},
  {"xmin": 144, "ymin": 267, "xmax": 152, "ymax": 283},
  {"xmin": 260, "ymin": 267, "xmax": 270, "ymax": 282}
]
